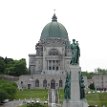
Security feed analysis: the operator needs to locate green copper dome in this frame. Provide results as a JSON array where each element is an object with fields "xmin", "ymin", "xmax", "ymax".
[{"xmin": 40, "ymin": 14, "xmax": 69, "ymax": 40}]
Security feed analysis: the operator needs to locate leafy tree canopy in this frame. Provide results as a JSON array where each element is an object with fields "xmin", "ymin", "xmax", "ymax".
[
  {"xmin": 82, "ymin": 68, "xmax": 107, "ymax": 79},
  {"xmin": 95, "ymin": 68, "xmax": 107, "ymax": 75},
  {"xmin": 0, "ymin": 56, "xmax": 28, "ymax": 76}
]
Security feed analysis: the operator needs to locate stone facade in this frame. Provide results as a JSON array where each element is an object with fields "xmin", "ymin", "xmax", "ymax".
[
  {"xmin": 92, "ymin": 75, "xmax": 107, "ymax": 90},
  {"xmin": 25, "ymin": 37, "xmax": 71, "ymax": 89},
  {"xmin": 29, "ymin": 38, "xmax": 71, "ymax": 75},
  {"xmin": 18, "ymin": 74, "xmax": 66, "ymax": 89}
]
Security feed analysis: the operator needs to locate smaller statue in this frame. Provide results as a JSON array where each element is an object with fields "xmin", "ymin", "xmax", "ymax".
[
  {"xmin": 70, "ymin": 39, "xmax": 80, "ymax": 65},
  {"xmin": 64, "ymin": 72, "xmax": 71, "ymax": 100},
  {"xmin": 79, "ymin": 72, "xmax": 85, "ymax": 99}
]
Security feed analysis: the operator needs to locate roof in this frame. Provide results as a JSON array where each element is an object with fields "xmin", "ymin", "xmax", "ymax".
[{"xmin": 40, "ymin": 14, "xmax": 69, "ymax": 40}]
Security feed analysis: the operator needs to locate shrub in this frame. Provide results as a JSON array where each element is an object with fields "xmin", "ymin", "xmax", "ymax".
[{"xmin": 0, "ymin": 80, "xmax": 17, "ymax": 102}]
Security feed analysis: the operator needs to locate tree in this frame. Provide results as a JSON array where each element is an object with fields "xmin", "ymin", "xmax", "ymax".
[
  {"xmin": 88, "ymin": 83, "xmax": 95, "ymax": 90},
  {"xmin": 0, "ymin": 89, "xmax": 8, "ymax": 104},
  {"xmin": 4, "ymin": 57, "xmax": 14, "ymax": 64},
  {"xmin": 95, "ymin": 68, "xmax": 107, "ymax": 75},
  {"xmin": 13, "ymin": 59, "xmax": 27, "ymax": 76},
  {"xmin": 0, "ymin": 56, "xmax": 28, "ymax": 76},
  {"xmin": 81, "ymin": 71, "xmax": 95, "ymax": 79},
  {"xmin": 0, "ymin": 80, "xmax": 17, "ymax": 103},
  {"xmin": 0, "ymin": 57, "xmax": 5, "ymax": 74},
  {"xmin": 4, "ymin": 58, "xmax": 28, "ymax": 76}
]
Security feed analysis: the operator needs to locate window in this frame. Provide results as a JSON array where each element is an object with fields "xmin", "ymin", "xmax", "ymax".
[
  {"xmin": 43, "ymin": 79, "xmax": 47, "ymax": 88},
  {"xmin": 56, "ymin": 66, "xmax": 59, "ymax": 70},
  {"xmin": 48, "ymin": 60, "xmax": 60, "ymax": 71},
  {"xmin": 49, "ymin": 49, "xmax": 59, "ymax": 55},
  {"xmin": 35, "ymin": 79, "xmax": 39, "ymax": 87},
  {"xmin": 53, "ymin": 66, "xmax": 55, "ymax": 70},
  {"xmin": 49, "ymin": 66, "xmax": 51, "ymax": 70},
  {"xmin": 59, "ymin": 80, "xmax": 63, "ymax": 87},
  {"xmin": 28, "ymin": 84, "xmax": 31, "ymax": 89}
]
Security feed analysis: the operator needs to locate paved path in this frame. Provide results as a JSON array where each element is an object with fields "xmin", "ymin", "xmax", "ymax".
[
  {"xmin": 48, "ymin": 89, "xmax": 61, "ymax": 107},
  {"xmin": 0, "ymin": 100, "xmax": 23, "ymax": 107}
]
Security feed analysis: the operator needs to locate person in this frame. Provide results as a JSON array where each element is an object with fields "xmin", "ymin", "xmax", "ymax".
[
  {"xmin": 64, "ymin": 72, "xmax": 71, "ymax": 100},
  {"xmin": 70, "ymin": 39, "xmax": 80, "ymax": 65}
]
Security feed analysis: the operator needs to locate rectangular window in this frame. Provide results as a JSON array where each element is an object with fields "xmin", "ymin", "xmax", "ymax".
[
  {"xmin": 53, "ymin": 66, "xmax": 55, "ymax": 70},
  {"xmin": 56, "ymin": 66, "xmax": 59, "ymax": 70},
  {"xmin": 49, "ymin": 60, "xmax": 51, "ymax": 63},
  {"xmin": 49, "ymin": 66, "xmax": 51, "ymax": 70}
]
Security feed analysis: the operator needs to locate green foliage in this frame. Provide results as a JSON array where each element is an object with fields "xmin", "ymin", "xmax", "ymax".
[
  {"xmin": 86, "ymin": 93, "xmax": 107, "ymax": 107},
  {"xmin": 0, "ymin": 56, "xmax": 28, "ymax": 76},
  {"xmin": 82, "ymin": 68, "xmax": 107, "ymax": 79},
  {"xmin": 16, "ymin": 89, "xmax": 107, "ymax": 107},
  {"xmin": 95, "ymin": 68, "xmax": 107, "ymax": 74},
  {"xmin": 59, "ymin": 89, "xmax": 107, "ymax": 106},
  {"xmin": 81, "ymin": 71, "xmax": 95, "ymax": 79},
  {"xmin": 26, "ymin": 103, "xmax": 47, "ymax": 107},
  {"xmin": 6, "ymin": 59, "xmax": 27, "ymax": 76},
  {"xmin": 88, "ymin": 83, "xmax": 95, "ymax": 90},
  {"xmin": 0, "ymin": 79, "xmax": 17, "ymax": 103},
  {"xmin": 19, "ymin": 103, "xmax": 48, "ymax": 107},
  {"xmin": 0, "ymin": 89, "xmax": 8, "ymax": 103},
  {"xmin": 0, "ymin": 56, "xmax": 5, "ymax": 74}
]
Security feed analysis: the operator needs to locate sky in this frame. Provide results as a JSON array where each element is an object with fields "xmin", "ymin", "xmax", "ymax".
[{"xmin": 0, "ymin": 0, "xmax": 107, "ymax": 71}]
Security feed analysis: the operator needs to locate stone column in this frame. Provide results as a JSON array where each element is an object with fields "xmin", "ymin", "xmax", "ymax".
[
  {"xmin": 63, "ymin": 65, "xmax": 88, "ymax": 107},
  {"xmin": 70, "ymin": 65, "xmax": 81, "ymax": 101}
]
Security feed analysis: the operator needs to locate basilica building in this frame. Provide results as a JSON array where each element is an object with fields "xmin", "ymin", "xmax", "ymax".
[{"xmin": 18, "ymin": 14, "xmax": 72, "ymax": 89}]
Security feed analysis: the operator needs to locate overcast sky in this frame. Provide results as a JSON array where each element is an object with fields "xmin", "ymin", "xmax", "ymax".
[{"xmin": 0, "ymin": 0, "xmax": 107, "ymax": 71}]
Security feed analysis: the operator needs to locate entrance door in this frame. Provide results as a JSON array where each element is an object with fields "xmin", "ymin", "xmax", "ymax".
[
  {"xmin": 28, "ymin": 84, "xmax": 31, "ymax": 89},
  {"xmin": 51, "ymin": 80, "xmax": 55, "ymax": 89}
]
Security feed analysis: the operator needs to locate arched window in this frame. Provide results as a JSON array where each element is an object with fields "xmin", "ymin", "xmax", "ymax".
[
  {"xmin": 43, "ymin": 79, "xmax": 47, "ymax": 87},
  {"xmin": 49, "ymin": 49, "xmax": 59, "ymax": 55},
  {"xmin": 59, "ymin": 80, "xmax": 63, "ymax": 87},
  {"xmin": 35, "ymin": 79, "xmax": 39, "ymax": 87},
  {"xmin": 51, "ymin": 79, "xmax": 56, "ymax": 89}
]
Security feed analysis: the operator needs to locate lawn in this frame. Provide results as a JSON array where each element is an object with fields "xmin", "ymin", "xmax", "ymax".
[
  {"xmin": 15, "ymin": 89, "xmax": 48, "ymax": 100},
  {"xmin": 58, "ymin": 89, "xmax": 107, "ymax": 106},
  {"xmin": 86, "ymin": 92, "xmax": 107, "ymax": 107},
  {"xmin": 15, "ymin": 89, "xmax": 107, "ymax": 107}
]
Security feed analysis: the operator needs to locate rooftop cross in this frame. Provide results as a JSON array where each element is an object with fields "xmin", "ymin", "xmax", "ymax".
[{"xmin": 54, "ymin": 9, "xmax": 56, "ymax": 14}]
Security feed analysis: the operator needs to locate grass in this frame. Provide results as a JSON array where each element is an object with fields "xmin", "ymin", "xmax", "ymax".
[
  {"xmin": 15, "ymin": 89, "xmax": 48, "ymax": 100},
  {"xmin": 18, "ymin": 103, "xmax": 48, "ymax": 107},
  {"xmin": 18, "ymin": 104, "xmax": 48, "ymax": 107},
  {"xmin": 58, "ymin": 89, "xmax": 107, "ymax": 107},
  {"xmin": 86, "ymin": 93, "xmax": 107, "ymax": 107},
  {"xmin": 15, "ymin": 89, "xmax": 107, "ymax": 107}
]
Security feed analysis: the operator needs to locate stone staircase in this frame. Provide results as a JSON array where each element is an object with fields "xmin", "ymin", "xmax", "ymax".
[{"xmin": 48, "ymin": 89, "xmax": 60, "ymax": 107}]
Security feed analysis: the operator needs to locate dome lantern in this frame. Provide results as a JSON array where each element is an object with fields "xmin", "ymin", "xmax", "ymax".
[{"xmin": 52, "ymin": 14, "xmax": 57, "ymax": 22}]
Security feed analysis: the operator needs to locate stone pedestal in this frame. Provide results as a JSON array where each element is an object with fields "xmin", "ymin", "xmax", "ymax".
[
  {"xmin": 63, "ymin": 65, "xmax": 88, "ymax": 107},
  {"xmin": 63, "ymin": 99, "xmax": 88, "ymax": 107}
]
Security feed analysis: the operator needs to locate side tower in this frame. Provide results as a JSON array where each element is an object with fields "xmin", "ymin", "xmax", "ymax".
[{"xmin": 29, "ymin": 14, "xmax": 71, "ymax": 75}]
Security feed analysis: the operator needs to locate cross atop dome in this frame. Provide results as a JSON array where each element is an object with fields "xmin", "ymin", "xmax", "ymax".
[{"xmin": 52, "ymin": 10, "xmax": 57, "ymax": 22}]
